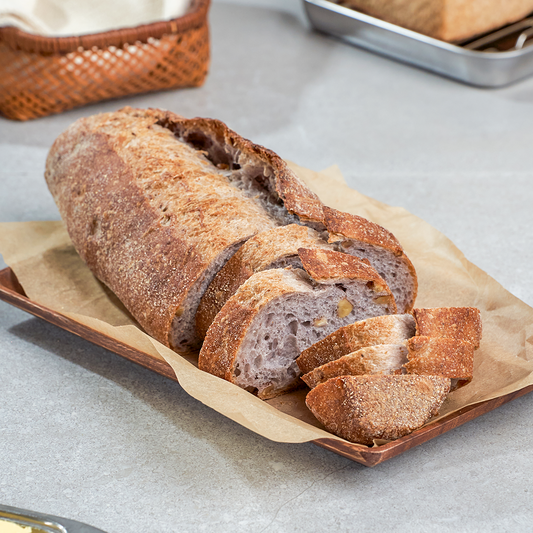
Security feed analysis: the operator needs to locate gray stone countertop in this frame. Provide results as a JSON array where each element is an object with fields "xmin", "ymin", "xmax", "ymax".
[{"xmin": 1, "ymin": 1, "xmax": 532, "ymax": 532}]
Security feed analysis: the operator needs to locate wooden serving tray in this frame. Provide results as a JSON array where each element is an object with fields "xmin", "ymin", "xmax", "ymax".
[{"xmin": 1, "ymin": 265, "xmax": 531, "ymax": 467}]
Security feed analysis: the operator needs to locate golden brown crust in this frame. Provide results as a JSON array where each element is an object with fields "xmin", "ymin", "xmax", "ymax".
[
  {"xmin": 195, "ymin": 224, "xmax": 332, "ymax": 339},
  {"xmin": 301, "ymin": 344, "xmax": 408, "ymax": 388},
  {"xmin": 413, "ymin": 307, "xmax": 482, "ymax": 348},
  {"xmin": 298, "ymin": 248, "xmax": 392, "ymax": 294},
  {"xmin": 323, "ymin": 206, "xmax": 403, "ymax": 254},
  {"xmin": 296, "ymin": 314, "xmax": 416, "ymax": 374},
  {"xmin": 336, "ymin": 0, "xmax": 533, "ymax": 42},
  {"xmin": 305, "ymin": 375, "xmax": 450, "ymax": 446},
  {"xmin": 404, "ymin": 336, "xmax": 475, "ymax": 381}
]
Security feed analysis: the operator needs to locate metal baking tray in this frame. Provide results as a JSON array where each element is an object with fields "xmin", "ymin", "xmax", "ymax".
[{"xmin": 303, "ymin": 0, "xmax": 533, "ymax": 87}]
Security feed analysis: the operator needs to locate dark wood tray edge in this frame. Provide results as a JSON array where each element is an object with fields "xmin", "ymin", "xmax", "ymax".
[{"xmin": 1, "ymin": 266, "xmax": 531, "ymax": 467}]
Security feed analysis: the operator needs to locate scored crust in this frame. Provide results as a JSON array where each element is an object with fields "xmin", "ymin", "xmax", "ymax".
[
  {"xmin": 296, "ymin": 313, "xmax": 415, "ymax": 374},
  {"xmin": 413, "ymin": 307, "xmax": 482, "ymax": 348},
  {"xmin": 155, "ymin": 111, "xmax": 326, "ymax": 227},
  {"xmin": 305, "ymin": 374, "xmax": 451, "ymax": 446},
  {"xmin": 195, "ymin": 224, "xmax": 333, "ymax": 339},
  {"xmin": 301, "ymin": 343, "xmax": 408, "ymax": 389}
]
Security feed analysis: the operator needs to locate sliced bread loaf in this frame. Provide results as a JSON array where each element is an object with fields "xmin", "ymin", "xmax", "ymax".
[
  {"xmin": 296, "ymin": 313, "xmax": 415, "ymax": 375},
  {"xmin": 306, "ymin": 374, "xmax": 451, "ymax": 446},
  {"xmin": 198, "ymin": 248, "xmax": 396, "ymax": 399}
]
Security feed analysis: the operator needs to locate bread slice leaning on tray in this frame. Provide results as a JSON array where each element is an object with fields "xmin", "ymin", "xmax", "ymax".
[{"xmin": 305, "ymin": 375, "xmax": 451, "ymax": 446}]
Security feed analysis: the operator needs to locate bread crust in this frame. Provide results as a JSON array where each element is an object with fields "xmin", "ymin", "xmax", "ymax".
[
  {"xmin": 298, "ymin": 247, "xmax": 391, "ymax": 292},
  {"xmin": 336, "ymin": 0, "xmax": 533, "ymax": 42},
  {"xmin": 413, "ymin": 307, "xmax": 482, "ymax": 348},
  {"xmin": 324, "ymin": 206, "xmax": 403, "ymax": 254},
  {"xmin": 301, "ymin": 343, "xmax": 408, "ymax": 388},
  {"xmin": 195, "ymin": 224, "xmax": 333, "ymax": 339},
  {"xmin": 296, "ymin": 314, "xmax": 415, "ymax": 374},
  {"xmin": 404, "ymin": 335, "xmax": 475, "ymax": 381},
  {"xmin": 305, "ymin": 375, "xmax": 451, "ymax": 445},
  {"xmin": 45, "ymin": 107, "xmax": 325, "ymax": 349},
  {"xmin": 323, "ymin": 206, "xmax": 418, "ymax": 313}
]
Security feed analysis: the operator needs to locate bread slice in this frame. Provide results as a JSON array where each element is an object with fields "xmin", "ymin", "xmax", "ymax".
[
  {"xmin": 404, "ymin": 336, "xmax": 475, "ymax": 389},
  {"xmin": 198, "ymin": 248, "xmax": 396, "ymax": 399},
  {"xmin": 296, "ymin": 313, "xmax": 415, "ymax": 375},
  {"xmin": 413, "ymin": 307, "xmax": 482, "ymax": 348},
  {"xmin": 335, "ymin": 0, "xmax": 533, "ymax": 42},
  {"xmin": 45, "ymin": 107, "xmax": 326, "ymax": 351},
  {"xmin": 323, "ymin": 207, "xmax": 417, "ymax": 313},
  {"xmin": 301, "ymin": 343, "xmax": 408, "ymax": 388},
  {"xmin": 305, "ymin": 374, "xmax": 451, "ymax": 445},
  {"xmin": 195, "ymin": 224, "xmax": 334, "ymax": 339}
]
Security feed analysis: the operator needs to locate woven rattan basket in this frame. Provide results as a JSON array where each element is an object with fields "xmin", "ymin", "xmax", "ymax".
[{"xmin": 0, "ymin": 0, "xmax": 210, "ymax": 120}]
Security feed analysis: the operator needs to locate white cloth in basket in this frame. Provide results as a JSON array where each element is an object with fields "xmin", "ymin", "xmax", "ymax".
[{"xmin": 0, "ymin": 0, "xmax": 190, "ymax": 36}]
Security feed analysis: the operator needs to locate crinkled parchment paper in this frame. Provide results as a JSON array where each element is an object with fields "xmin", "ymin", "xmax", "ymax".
[{"xmin": 1, "ymin": 163, "xmax": 532, "ymax": 448}]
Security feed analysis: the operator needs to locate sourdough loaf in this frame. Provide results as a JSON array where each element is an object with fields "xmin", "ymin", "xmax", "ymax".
[
  {"xmin": 45, "ymin": 107, "xmax": 325, "ymax": 351},
  {"xmin": 296, "ymin": 313, "xmax": 415, "ymax": 374},
  {"xmin": 301, "ymin": 343, "xmax": 408, "ymax": 388},
  {"xmin": 306, "ymin": 374, "xmax": 451, "ymax": 445},
  {"xmin": 335, "ymin": 0, "xmax": 533, "ymax": 42},
  {"xmin": 198, "ymin": 248, "xmax": 396, "ymax": 399}
]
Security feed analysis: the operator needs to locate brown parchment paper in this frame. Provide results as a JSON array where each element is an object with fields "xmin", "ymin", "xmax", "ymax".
[{"xmin": 1, "ymin": 163, "xmax": 533, "ymax": 448}]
